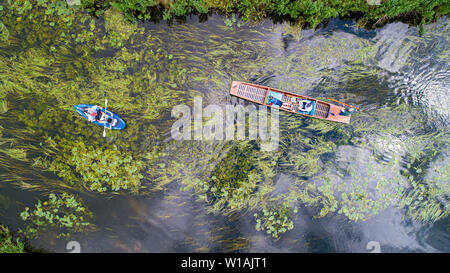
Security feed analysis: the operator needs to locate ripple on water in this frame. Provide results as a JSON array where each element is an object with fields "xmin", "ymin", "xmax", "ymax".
[{"xmin": 377, "ymin": 19, "xmax": 450, "ymax": 128}]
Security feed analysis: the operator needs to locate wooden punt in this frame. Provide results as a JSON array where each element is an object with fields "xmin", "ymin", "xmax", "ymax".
[{"xmin": 229, "ymin": 81, "xmax": 352, "ymax": 124}]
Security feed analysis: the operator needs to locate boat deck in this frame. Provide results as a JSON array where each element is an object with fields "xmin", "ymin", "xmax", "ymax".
[
  {"xmin": 237, "ymin": 84, "xmax": 267, "ymax": 104},
  {"xmin": 314, "ymin": 101, "xmax": 330, "ymax": 119}
]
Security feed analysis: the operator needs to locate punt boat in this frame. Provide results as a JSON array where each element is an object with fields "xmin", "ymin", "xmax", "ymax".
[{"xmin": 229, "ymin": 81, "xmax": 354, "ymax": 124}]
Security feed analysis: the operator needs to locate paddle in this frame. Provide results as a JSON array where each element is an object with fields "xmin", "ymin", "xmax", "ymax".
[
  {"xmin": 103, "ymin": 99, "xmax": 108, "ymax": 137},
  {"xmin": 326, "ymin": 97, "xmax": 360, "ymax": 111}
]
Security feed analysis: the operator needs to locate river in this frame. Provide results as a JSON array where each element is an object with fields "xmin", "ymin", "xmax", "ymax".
[{"xmin": 0, "ymin": 4, "xmax": 448, "ymax": 252}]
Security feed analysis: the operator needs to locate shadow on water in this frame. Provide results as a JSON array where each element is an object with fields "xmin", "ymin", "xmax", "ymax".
[{"xmin": 0, "ymin": 5, "xmax": 448, "ymax": 253}]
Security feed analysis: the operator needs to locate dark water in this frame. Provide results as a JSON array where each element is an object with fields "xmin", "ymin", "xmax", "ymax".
[{"xmin": 0, "ymin": 5, "xmax": 448, "ymax": 253}]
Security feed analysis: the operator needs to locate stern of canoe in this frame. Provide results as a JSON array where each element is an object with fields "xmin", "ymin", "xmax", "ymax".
[{"xmin": 110, "ymin": 112, "xmax": 126, "ymax": 130}]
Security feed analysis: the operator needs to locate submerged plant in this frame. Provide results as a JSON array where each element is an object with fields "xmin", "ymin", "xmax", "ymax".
[
  {"xmin": 19, "ymin": 192, "xmax": 94, "ymax": 239},
  {"xmin": 224, "ymin": 14, "xmax": 242, "ymax": 31},
  {"xmin": 400, "ymin": 176, "xmax": 450, "ymax": 223},
  {"xmin": 399, "ymin": 142, "xmax": 450, "ymax": 222},
  {"xmin": 0, "ymin": 21, "xmax": 9, "ymax": 44},
  {"xmin": 49, "ymin": 139, "xmax": 144, "ymax": 193},
  {"xmin": 104, "ymin": 8, "xmax": 142, "ymax": 48},
  {"xmin": 254, "ymin": 203, "xmax": 297, "ymax": 239},
  {"xmin": 0, "ymin": 225, "xmax": 25, "ymax": 253}
]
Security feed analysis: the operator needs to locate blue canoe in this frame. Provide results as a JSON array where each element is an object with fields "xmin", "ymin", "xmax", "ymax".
[{"xmin": 73, "ymin": 104, "xmax": 126, "ymax": 130}]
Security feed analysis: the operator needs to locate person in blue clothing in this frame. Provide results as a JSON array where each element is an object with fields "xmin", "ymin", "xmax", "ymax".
[
  {"xmin": 267, "ymin": 95, "xmax": 283, "ymax": 107},
  {"xmin": 93, "ymin": 109, "xmax": 118, "ymax": 128},
  {"xmin": 96, "ymin": 117, "xmax": 117, "ymax": 129},
  {"xmin": 81, "ymin": 105, "xmax": 118, "ymax": 129}
]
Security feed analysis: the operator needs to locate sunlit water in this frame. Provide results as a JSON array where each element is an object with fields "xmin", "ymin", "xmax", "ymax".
[{"xmin": 0, "ymin": 7, "xmax": 448, "ymax": 253}]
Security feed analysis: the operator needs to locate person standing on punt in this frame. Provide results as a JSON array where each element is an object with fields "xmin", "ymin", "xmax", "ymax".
[{"xmin": 339, "ymin": 106, "xmax": 357, "ymax": 116}]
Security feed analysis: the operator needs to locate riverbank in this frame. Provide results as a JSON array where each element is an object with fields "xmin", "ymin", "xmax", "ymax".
[
  {"xmin": 83, "ymin": 0, "xmax": 449, "ymax": 31},
  {"xmin": 4, "ymin": 1, "xmax": 448, "ymax": 31}
]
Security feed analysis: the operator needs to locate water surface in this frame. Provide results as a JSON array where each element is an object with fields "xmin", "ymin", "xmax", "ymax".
[{"xmin": 0, "ymin": 5, "xmax": 448, "ymax": 252}]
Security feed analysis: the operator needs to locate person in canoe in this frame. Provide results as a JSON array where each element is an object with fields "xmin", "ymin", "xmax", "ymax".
[
  {"xmin": 267, "ymin": 95, "xmax": 283, "ymax": 107},
  {"xmin": 339, "ymin": 106, "xmax": 357, "ymax": 116},
  {"xmin": 91, "ymin": 108, "xmax": 118, "ymax": 129},
  {"xmin": 82, "ymin": 106, "xmax": 110, "ymax": 123},
  {"xmin": 75, "ymin": 103, "xmax": 126, "ymax": 132},
  {"xmin": 98, "ymin": 117, "xmax": 118, "ymax": 129},
  {"xmin": 82, "ymin": 106, "xmax": 96, "ymax": 116},
  {"xmin": 85, "ymin": 107, "xmax": 103, "ymax": 122}
]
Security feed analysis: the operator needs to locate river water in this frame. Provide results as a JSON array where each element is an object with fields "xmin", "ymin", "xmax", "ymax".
[{"xmin": 0, "ymin": 5, "xmax": 448, "ymax": 253}]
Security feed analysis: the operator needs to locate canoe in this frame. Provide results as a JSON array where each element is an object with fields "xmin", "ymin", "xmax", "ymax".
[
  {"xmin": 229, "ymin": 81, "xmax": 353, "ymax": 124},
  {"xmin": 73, "ymin": 104, "xmax": 126, "ymax": 130}
]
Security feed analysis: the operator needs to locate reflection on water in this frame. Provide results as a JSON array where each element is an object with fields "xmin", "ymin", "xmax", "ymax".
[
  {"xmin": 0, "ymin": 5, "xmax": 448, "ymax": 253},
  {"xmin": 379, "ymin": 22, "xmax": 450, "ymax": 127}
]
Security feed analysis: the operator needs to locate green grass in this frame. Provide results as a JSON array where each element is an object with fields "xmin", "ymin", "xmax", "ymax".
[{"xmin": 99, "ymin": 0, "xmax": 449, "ymax": 30}]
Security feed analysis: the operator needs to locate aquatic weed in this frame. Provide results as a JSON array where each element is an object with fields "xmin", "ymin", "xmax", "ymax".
[{"xmin": 19, "ymin": 192, "xmax": 94, "ymax": 239}]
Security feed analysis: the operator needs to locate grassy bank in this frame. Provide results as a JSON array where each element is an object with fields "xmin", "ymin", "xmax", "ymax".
[{"xmin": 81, "ymin": 0, "xmax": 449, "ymax": 30}]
